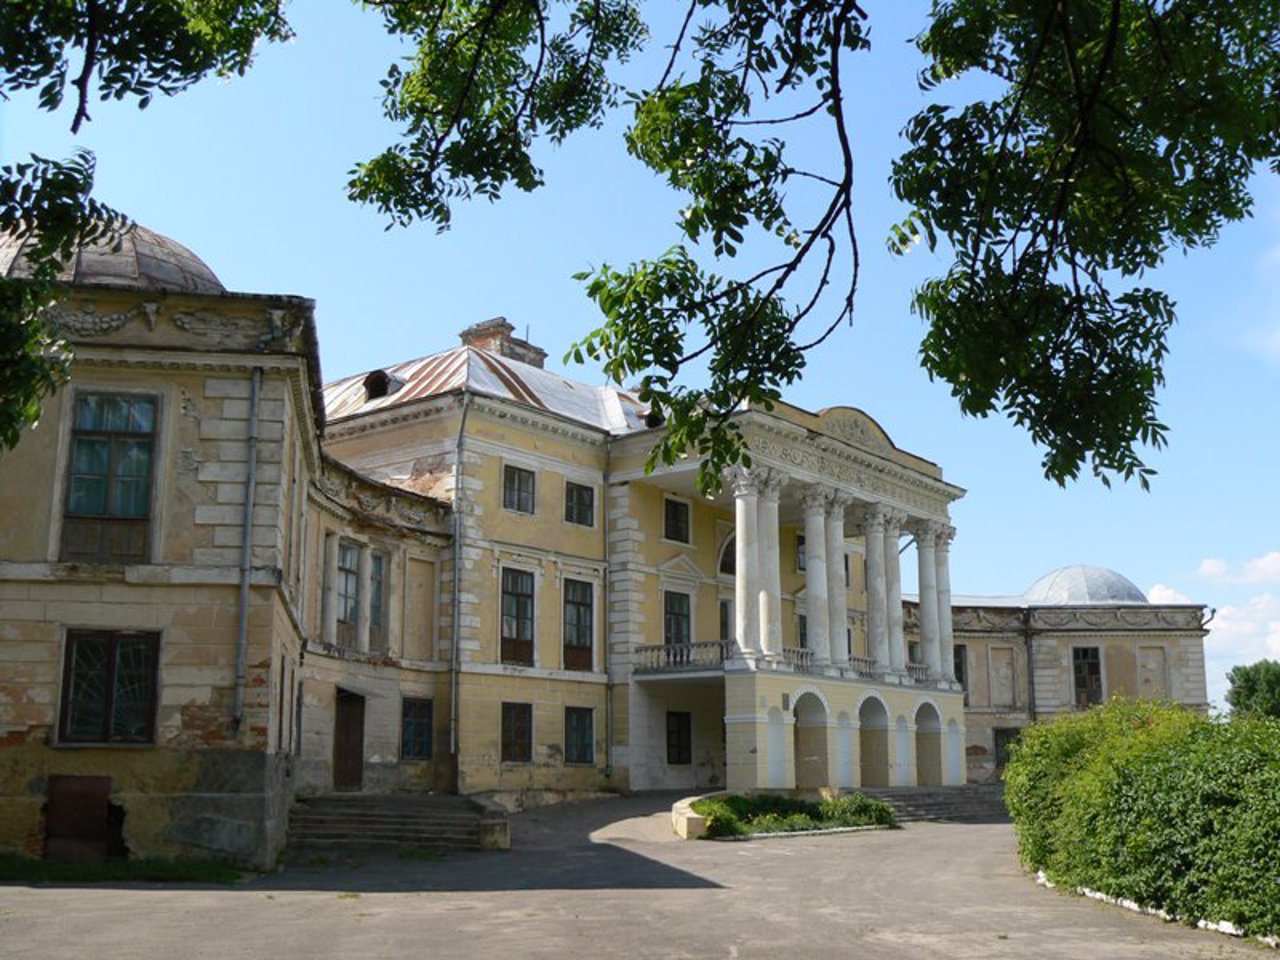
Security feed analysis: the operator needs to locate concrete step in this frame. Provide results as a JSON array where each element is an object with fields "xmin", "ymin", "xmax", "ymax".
[
  {"xmin": 860, "ymin": 786, "xmax": 1009, "ymax": 824},
  {"xmin": 287, "ymin": 793, "xmax": 495, "ymax": 852}
]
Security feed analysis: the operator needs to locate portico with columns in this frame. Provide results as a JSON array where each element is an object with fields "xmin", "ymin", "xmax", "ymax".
[{"xmin": 614, "ymin": 403, "xmax": 967, "ymax": 794}]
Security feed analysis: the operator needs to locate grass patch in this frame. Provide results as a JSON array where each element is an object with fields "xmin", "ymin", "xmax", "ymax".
[
  {"xmin": 691, "ymin": 792, "xmax": 896, "ymax": 838},
  {"xmin": 0, "ymin": 853, "xmax": 241, "ymax": 885}
]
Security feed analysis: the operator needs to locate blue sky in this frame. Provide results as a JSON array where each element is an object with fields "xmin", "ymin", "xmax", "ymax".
[{"xmin": 3, "ymin": 3, "xmax": 1276, "ymax": 706}]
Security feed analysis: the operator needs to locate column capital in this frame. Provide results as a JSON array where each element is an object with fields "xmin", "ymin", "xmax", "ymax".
[
  {"xmin": 858, "ymin": 501, "xmax": 887, "ymax": 534},
  {"xmin": 755, "ymin": 466, "xmax": 788, "ymax": 500},
  {"xmin": 882, "ymin": 507, "xmax": 907, "ymax": 534},
  {"xmin": 726, "ymin": 466, "xmax": 760, "ymax": 498},
  {"xmin": 801, "ymin": 484, "xmax": 832, "ymax": 513},
  {"xmin": 910, "ymin": 518, "xmax": 945, "ymax": 543},
  {"xmin": 936, "ymin": 524, "xmax": 956, "ymax": 548}
]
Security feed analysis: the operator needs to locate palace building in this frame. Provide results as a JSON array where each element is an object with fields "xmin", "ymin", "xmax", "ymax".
[{"xmin": 0, "ymin": 225, "xmax": 1208, "ymax": 866}]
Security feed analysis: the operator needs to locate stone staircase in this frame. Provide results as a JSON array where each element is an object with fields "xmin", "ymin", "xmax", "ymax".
[
  {"xmin": 860, "ymin": 785, "xmax": 1010, "ymax": 824},
  {"xmin": 287, "ymin": 793, "xmax": 507, "ymax": 852}
]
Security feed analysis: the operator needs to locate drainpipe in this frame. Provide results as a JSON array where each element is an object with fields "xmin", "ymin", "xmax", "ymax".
[
  {"xmin": 232, "ymin": 366, "xmax": 264, "ymax": 732},
  {"xmin": 603, "ymin": 437, "xmax": 613, "ymax": 778},
  {"xmin": 449, "ymin": 392, "xmax": 472, "ymax": 761},
  {"xmin": 1022, "ymin": 607, "xmax": 1037, "ymax": 723}
]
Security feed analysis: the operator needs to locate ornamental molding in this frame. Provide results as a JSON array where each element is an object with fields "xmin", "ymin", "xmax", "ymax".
[
  {"xmin": 46, "ymin": 300, "xmax": 139, "ymax": 336},
  {"xmin": 817, "ymin": 408, "xmax": 894, "ymax": 454},
  {"xmin": 469, "ymin": 394, "xmax": 610, "ymax": 446},
  {"xmin": 1030, "ymin": 607, "xmax": 1204, "ymax": 632},
  {"xmin": 953, "ymin": 607, "xmax": 1026, "ymax": 632}
]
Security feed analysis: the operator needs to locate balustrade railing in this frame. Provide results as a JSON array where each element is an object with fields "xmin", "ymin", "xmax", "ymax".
[
  {"xmin": 906, "ymin": 662, "xmax": 931, "ymax": 683},
  {"xmin": 782, "ymin": 647, "xmax": 816, "ymax": 672},
  {"xmin": 635, "ymin": 640, "xmax": 733, "ymax": 672},
  {"xmin": 846, "ymin": 655, "xmax": 879, "ymax": 678}
]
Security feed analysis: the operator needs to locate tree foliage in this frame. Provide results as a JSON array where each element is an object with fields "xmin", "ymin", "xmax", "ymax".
[
  {"xmin": 2, "ymin": 0, "xmax": 1279, "ymax": 491},
  {"xmin": 1225, "ymin": 659, "xmax": 1280, "ymax": 719}
]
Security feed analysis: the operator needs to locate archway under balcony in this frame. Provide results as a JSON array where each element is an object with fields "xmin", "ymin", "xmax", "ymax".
[
  {"xmin": 792, "ymin": 690, "xmax": 829, "ymax": 789},
  {"xmin": 858, "ymin": 695, "xmax": 890, "ymax": 788},
  {"xmin": 915, "ymin": 701, "xmax": 943, "ymax": 787}
]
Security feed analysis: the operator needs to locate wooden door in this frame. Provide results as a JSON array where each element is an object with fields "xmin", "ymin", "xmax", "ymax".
[{"xmin": 333, "ymin": 690, "xmax": 365, "ymax": 791}]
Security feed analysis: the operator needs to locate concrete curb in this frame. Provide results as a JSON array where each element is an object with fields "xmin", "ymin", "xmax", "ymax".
[
  {"xmin": 1036, "ymin": 871, "xmax": 1279, "ymax": 950},
  {"xmin": 670, "ymin": 793, "xmax": 896, "ymax": 842}
]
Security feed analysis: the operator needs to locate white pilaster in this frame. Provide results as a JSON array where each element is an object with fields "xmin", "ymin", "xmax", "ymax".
[
  {"xmin": 802, "ymin": 486, "xmax": 831, "ymax": 665},
  {"xmin": 915, "ymin": 521, "xmax": 941, "ymax": 676},
  {"xmin": 321, "ymin": 532, "xmax": 339, "ymax": 647},
  {"xmin": 937, "ymin": 525, "xmax": 956, "ymax": 681},
  {"xmin": 731, "ymin": 470, "xmax": 761, "ymax": 656},
  {"xmin": 826, "ymin": 492, "xmax": 852, "ymax": 666},
  {"xmin": 757, "ymin": 470, "xmax": 785, "ymax": 658},
  {"xmin": 884, "ymin": 509, "xmax": 906, "ymax": 673},
  {"xmin": 356, "ymin": 544, "xmax": 372, "ymax": 653},
  {"xmin": 862, "ymin": 504, "xmax": 888, "ymax": 670}
]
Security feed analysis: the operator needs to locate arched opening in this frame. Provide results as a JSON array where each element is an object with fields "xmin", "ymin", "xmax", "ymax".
[
  {"xmin": 858, "ymin": 696, "xmax": 890, "ymax": 788},
  {"xmin": 766, "ymin": 706, "xmax": 786, "ymax": 787},
  {"xmin": 834, "ymin": 711, "xmax": 855, "ymax": 788},
  {"xmin": 793, "ymin": 692, "xmax": 829, "ymax": 789},
  {"xmin": 915, "ymin": 702, "xmax": 943, "ymax": 786}
]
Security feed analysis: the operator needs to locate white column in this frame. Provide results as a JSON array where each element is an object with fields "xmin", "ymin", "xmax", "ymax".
[
  {"xmin": 937, "ymin": 525, "xmax": 956, "ymax": 681},
  {"xmin": 862, "ymin": 504, "xmax": 888, "ymax": 669},
  {"xmin": 356, "ymin": 544, "xmax": 372, "ymax": 653},
  {"xmin": 915, "ymin": 521, "xmax": 941, "ymax": 677},
  {"xmin": 801, "ymin": 486, "xmax": 830, "ymax": 665},
  {"xmin": 321, "ymin": 532, "xmax": 339, "ymax": 647},
  {"xmin": 826, "ymin": 492, "xmax": 851, "ymax": 666},
  {"xmin": 731, "ymin": 470, "xmax": 761, "ymax": 656},
  {"xmin": 757, "ymin": 470, "xmax": 784, "ymax": 658},
  {"xmin": 884, "ymin": 509, "xmax": 906, "ymax": 673}
]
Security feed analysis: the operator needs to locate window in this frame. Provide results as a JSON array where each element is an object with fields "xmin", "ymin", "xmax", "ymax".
[
  {"xmin": 718, "ymin": 536, "xmax": 736, "ymax": 576},
  {"xmin": 337, "ymin": 542, "xmax": 359, "ymax": 648},
  {"xmin": 797, "ymin": 614, "xmax": 808, "ymax": 650},
  {"xmin": 562, "ymin": 579, "xmax": 593, "ymax": 671},
  {"xmin": 796, "ymin": 533, "xmax": 806, "ymax": 572},
  {"xmin": 908, "ymin": 640, "xmax": 922, "ymax": 665},
  {"xmin": 501, "ymin": 568, "xmax": 535, "ymax": 665},
  {"xmin": 666, "ymin": 711, "xmax": 692, "ymax": 765},
  {"xmin": 370, "ymin": 551, "xmax": 388, "ymax": 652},
  {"xmin": 719, "ymin": 599, "xmax": 732, "ymax": 645},
  {"xmin": 994, "ymin": 727, "xmax": 1022, "ymax": 767},
  {"xmin": 954, "ymin": 643, "xmax": 969, "ymax": 706},
  {"xmin": 1073, "ymin": 647, "xmax": 1103, "ymax": 708},
  {"xmin": 564, "ymin": 482, "xmax": 594, "ymax": 526},
  {"xmin": 503, "ymin": 465, "xmax": 536, "ymax": 514},
  {"xmin": 401, "ymin": 697, "xmax": 433, "ymax": 760},
  {"xmin": 663, "ymin": 497, "xmax": 690, "ymax": 543},
  {"xmin": 843, "ymin": 554, "xmax": 850, "ymax": 587},
  {"xmin": 664, "ymin": 591, "xmax": 691, "ymax": 647},
  {"xmin": 564, "ymin": 706, "xmax": 594, "ymax": 764},
  {"xmin": 501, "ymin": 702, "xmax": 533, "ymax": 763},
  {"xmin": 61, "ymin": 392, "xmax": 157, "ymax": 564},
  {"xmin": 59, "ymin": 630, "xmax": 160, "ymax": 744}
]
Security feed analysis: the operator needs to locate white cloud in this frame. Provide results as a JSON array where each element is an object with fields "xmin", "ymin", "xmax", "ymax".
[
  {"xmin": 1147, "ymin": 583, "xmax": 1193, "ymax": 604},
  {"xmin": 1203, "ymin": 592, "xmax": 1280, "ymax": 708},
  {"xmin": 1195, "ymin": 551, "xmax": 1280, "ymax": 585}
]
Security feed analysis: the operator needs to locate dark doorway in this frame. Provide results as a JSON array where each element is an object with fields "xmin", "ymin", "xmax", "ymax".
[{"xmin": 333, "ymin": 689, "xmax": 366, "ymax": 791}]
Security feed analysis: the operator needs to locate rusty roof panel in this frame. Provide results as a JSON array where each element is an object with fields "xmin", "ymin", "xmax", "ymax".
[{"xmin": 323, "ymin": 345, "xmax": 648, "ymax": 434}]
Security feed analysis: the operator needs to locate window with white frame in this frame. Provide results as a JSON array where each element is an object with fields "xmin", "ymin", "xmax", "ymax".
[
  {"xmin": 663, "ymin": 590, "xmax": 692, "ymax": 647},
  {"xmin": 562, "ymin": 578, "xmax": 593, "ymax": 671},
  {"xmin": 501, "ymin": 567, "xmax": 536, "ymax": 665},
  {"xmin": 337, "ymin": 541, "xmax": 360, "ymax": 648}
]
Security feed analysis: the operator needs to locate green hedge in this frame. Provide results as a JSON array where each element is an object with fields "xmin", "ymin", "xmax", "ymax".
[
  {"xmin": 691, "ymin": 792, "xmax": 895, "ymax": 838},
  {"xmin": 1004, "ymin": 698, "xmax": 1280, "ymax": 938}
]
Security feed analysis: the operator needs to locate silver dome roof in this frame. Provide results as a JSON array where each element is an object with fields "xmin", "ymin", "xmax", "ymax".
[
  {"xmin": 0, "ymin": 223, "xmax": 224, "ymax": 295},
  {"xmin": 1023, "ymin": 565, "xmax": 1148, "ymax": 605}
]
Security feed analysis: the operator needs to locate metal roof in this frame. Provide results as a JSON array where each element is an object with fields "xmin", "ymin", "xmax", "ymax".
[
  {"xmin": 1023, "ymin": 565, "xmax": 1148, "ymax": 605},
  {"xmin": 323, "ymin": 345, "xmax": 648, "ymax": 434}
]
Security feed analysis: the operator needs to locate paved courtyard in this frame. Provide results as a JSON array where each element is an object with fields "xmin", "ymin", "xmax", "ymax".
[{"xmin": 0, "ymin": 793, "xmax": 1268, "ymax": 959}]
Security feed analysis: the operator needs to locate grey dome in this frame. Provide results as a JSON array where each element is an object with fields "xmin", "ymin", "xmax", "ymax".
[
  {"xmin": 1023, "ymin": 565, "xmax": 1147, "ymax": 605},
  {"xmin": 0, "ymin": 223, "xmax": 224, "ymax": 295}
]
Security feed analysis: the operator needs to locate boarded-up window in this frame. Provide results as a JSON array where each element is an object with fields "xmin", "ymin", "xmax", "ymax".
[
  {"xmin": 1139, "ymin": 646, "xmax": 1168, "ymax": 698},
  {"xmin": 61, "ymin": 393, "xmax": 157, "ymax": 564},
  {"xmin": 501, "ymin": 702, "xmax": 532, "ymax": 763},
  {"xmin": 403, "ymin": 558, "xmax": 436, "ymax": 661},
  {"xmin": 991, "ymin": 646, "xmax": 1016, "ymax": 708}
]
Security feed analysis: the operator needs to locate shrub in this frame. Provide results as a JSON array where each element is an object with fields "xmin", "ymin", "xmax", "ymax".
[
  {"xmin": 691, "ymin": 792, "xmax": 895, "ymax": 838},
  {"xmin": 1004, "ymin": 698, "xmax": 1280, "ymax": 939}
]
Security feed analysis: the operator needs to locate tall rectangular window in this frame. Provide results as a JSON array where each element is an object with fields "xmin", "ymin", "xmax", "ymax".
[
  {"xmin": 663, "ymin": 498, "xmax": 690, "ymax": 543},
  {"xmin": 796, "ymin": 533, "xmax": 806, "ymax": 572},
  {"xmin": 337, "ymin": 542, "xmax": 359, "ymax": 648},
  {"xmin": 564, "ymin": 706, "xmax": 594, "ymax": 764},
  {"xmin": 59, "ymin": 630, "xmax": 160, "ymax": 744},
  {"xmin": 719, "ymin": 599, "xmax": 731, "ymax": 645},
  {"xmin": 664, "ymin": 591, "xmax": 691, "ymax": 647},
  {"xmin": 562, "ymin": 578, "xmax": 593, "ymax": 671},
  {"xmin": 797, "ymin": 614, "xmax": 808, "ymax": 650},
  {"xmin": 501, "ymin": 702, "xmax": 533, "ymax": 763},
  {"xmin": 564, "ymin": 482, "xmax": 594, "ymax": 526},
  {"xmin": 61, "ymin": 393, "xmax": 157, "ymax": 564},
  {"xmin": 954, "ymin": 643, "xmax": 969, "ymax": 706},
  {"xmin": 1073, "ymin": 647, "xmax": 1103, "ymax": 708},
  {"xmin": 503, "ymin": 465, "xmax": 536, "ymax": 514},
  {"xmin": 401, "ymin": 697, "xmax": 433, "ymax": 760},
  {"xmin": 666, "ymin": 711, "xmax": 692, "ymax": 765},
  {"xmin": 370, "ymin": 551, "xmax": 388, "ymax": 652},
  {"xmin": 501, "ymin": 568, "xmax": 535, "ymax": 665}
]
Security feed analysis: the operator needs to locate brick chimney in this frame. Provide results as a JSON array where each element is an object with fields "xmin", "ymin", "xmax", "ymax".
[{"xmin": 458, "ymin": 317, "xmax": 547, "ymax": 368}]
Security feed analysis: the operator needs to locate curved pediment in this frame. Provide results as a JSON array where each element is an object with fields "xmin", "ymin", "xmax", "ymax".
[{"xmin": 815, "ymin": 407, "xmax": 896, "ymax": 455}]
